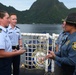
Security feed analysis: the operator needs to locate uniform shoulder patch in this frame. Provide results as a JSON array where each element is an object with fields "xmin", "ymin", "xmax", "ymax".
[
  {"xmin": 66, "ymin": 40, "xmax": 70, "ymax": 45},
  {"xmin": 0, "ymin": 28, "xmax": 2, "ymax": 33},
  {"xmin": 72, "ymin": 42, "xmax": 76, "ymax": 50},
  {"xmin": 16, "ymin": 26, "xmax": 20, "ymax": 29}
]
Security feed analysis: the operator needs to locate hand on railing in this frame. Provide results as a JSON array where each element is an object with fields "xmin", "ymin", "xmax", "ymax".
[
  {"xmin": 41, "ymin": 50, "xmax": 56, "ymax": 61},
  {"xmin": 46, "ymin": 51, "xmax": 56, "ymax": 60}
]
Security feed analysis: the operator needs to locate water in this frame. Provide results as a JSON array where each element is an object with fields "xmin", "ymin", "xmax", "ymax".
[
  {"xmin": 17, "ymin": 24, "xmax": 62, "ymax": 75},
  {"xmin": 17, "ymin": 24, "xmax": 62, "ymax": 35}
]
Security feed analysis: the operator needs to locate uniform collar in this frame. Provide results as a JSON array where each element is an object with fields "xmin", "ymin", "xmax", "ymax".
[
  {"xmin": 0, "ymin": 26, "xmax": 7, "ymax": 32},
  {"xmin": 8, "ymin": 25, "xmax": 12, "ymax": 29},
  {"xmin": 68, "ymin": 32, "xmax": 76, "ymax": 40},
  {"xmin": 61, "ymin": 31, "xmax": 69, "ymax": 36},
  {"xmin": 8, "ymin": 25, "xmax": 17, "ymax": 30}
]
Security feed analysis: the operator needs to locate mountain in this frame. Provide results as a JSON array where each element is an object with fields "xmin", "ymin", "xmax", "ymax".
[
  {"xmin": 0, "ymin": 3, "xmax": 24, "ymax": 23},
  {"xmin": 0, "ymin": 0, "xmax": 76, "ymax": 24},
  {"xmin": 25, "ymin": 0, "xmax": 69, "ymax": 24},
  {"xmin": 69, "ymin": 8, "xmax": 76, "ymax": 13}
]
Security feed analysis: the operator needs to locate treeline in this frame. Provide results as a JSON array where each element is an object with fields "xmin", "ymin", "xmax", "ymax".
[{"xmin": 0, "ymin": 0, "xmax": 76, "ymax": 24}]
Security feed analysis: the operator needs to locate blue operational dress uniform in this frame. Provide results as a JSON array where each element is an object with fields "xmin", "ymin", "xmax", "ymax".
[
  {"xmin": 55, "ymin": 32, "xmax": 76, "ymax": 75},
  {"xmin": 0, "ymin": 26, "xmax": 12, "ymax": 75},
  {"xmin": 55, "ymin": 31, "xmax": 69, "ymax": 75},
  {"xmin": 56, "ymin": 31, "xmax": 69, "ymax": 51},
  {"xmin": 55, "ymin": 31, "xmax": 69, "ymax": 65},
  {"xmin": 7, "ymin": 25, "xmax": 22, "ymax": 75}
]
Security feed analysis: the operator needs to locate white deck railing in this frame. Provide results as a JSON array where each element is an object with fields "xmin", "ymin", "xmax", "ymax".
[{"xmin": 21, "ymin": 33, "xmax": 59, "ymax": 72}]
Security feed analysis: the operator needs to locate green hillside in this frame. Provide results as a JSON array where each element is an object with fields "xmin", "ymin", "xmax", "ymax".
[{"xmin": 0, "ymin": 0, "xmax": 76, "ymax": 24}]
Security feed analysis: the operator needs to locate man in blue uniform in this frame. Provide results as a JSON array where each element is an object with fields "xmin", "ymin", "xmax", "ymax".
[
  {"xmin": 56, "ymin": 32, "xmax": 69, "ymax": 51},
  {"xmin": 46, "ymin": 13, "xmax": 76, "ymax": 75},
  {"xmin": 0, "ymin": 10, "xmax": 25, "ymax": 75},
  {"xmin": 55, "ymin": 22, "xmax": 69, "ymax": 75},
  {"xmin": 7, "ymin": 13, "xmax": 23, "ymax": 75}
]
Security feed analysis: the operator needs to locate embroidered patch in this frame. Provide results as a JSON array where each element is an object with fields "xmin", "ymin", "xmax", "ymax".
[
  {"xmin": 66, "ymin": 40, "xmax": 70, "ymax": 45},
  {"xmin": 16, "ymin": 32, "xmax": 19, "ymax": 33},
  {"xmin": 72, "ymin": 42, "xmax": 76, "ymax": 50},
  {"xmin": 8, "ymin": 32, "xmax": 12, "ymax": 34}
]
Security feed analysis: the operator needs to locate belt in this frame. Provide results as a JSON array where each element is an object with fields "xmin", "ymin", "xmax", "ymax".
[{"xmin": 12, "ymin": 45, "xmax": 19, "ymax": 50}]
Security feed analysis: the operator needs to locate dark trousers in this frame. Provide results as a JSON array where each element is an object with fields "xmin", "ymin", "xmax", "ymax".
[
  {"xmin": 12, "ymin": 45, "xmax": 20, "ymax": 75},
  {"xmin": 55, "ymin": 63, "xmax": 63, "ymax": 75},
  {"xmin": 61, "ymin": 64, "xmax": 75, "ymax": 75},
  {"xmin": 0, "ymin": 58, "xmax": 12, "ymax": 75},
  {"xmin": 12, "ymin": 55, "xmax": 20, "ymax": 75}
]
